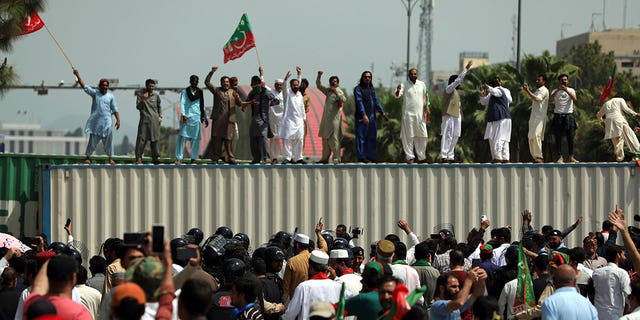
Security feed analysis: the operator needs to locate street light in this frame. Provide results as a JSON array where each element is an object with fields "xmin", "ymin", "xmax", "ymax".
[{"xmin": 400, "ymin": 0, "xmax": 419, "ymax": 75}]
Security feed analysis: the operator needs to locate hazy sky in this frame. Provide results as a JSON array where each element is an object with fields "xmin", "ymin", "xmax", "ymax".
[{"xmin": 1, "ymin": 0, "xmax": 638, "ymax": 140}]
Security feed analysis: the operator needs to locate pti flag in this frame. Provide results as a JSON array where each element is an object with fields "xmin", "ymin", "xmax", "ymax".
[
  {"xmin": 223, "ymin": 14, "xmax": 256, "ymax": 63},
  {"xmin": 597, "ymin": 64, "xmax": 617, "ymax": 105},
  {"xmin": 21, "ymin": 12, "xmax": 44, "ymax": 35},
  {"xmin": 514, "ymin": 243, "xmax": 536, "ymax": 310}
]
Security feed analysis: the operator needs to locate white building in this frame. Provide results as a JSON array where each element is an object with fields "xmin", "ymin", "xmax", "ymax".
[{"xmin": 0, "ymin": 123, "xmax": 85, "ymax": 155}]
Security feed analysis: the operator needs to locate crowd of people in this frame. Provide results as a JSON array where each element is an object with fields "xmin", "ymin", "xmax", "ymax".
[
  {"xmin": 1, "ymin": 208, "xmax": 639, "ymax": 319},
  {"xmin": 71, "ymin": 63, "xmax": 640, "ymax": 166}
]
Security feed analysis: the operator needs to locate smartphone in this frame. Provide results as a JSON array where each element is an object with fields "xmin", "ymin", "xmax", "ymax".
[
  {"xmin": 152, "ymin": 225, "xmax": 164, "ymax": 253},
  {"xmin": 176, "ymin": 247, "xmax": 198, "ymax": 261},
  {"xmin": 65, "ymin": 218, "xmax": 71, "ymax": 228},
  {"xmin": 472, "ymin": 258, "xmax": 481, "ymax": 268},
  {"xmin": 124, "ymin": 232, "xmax": 146, "ymax": 246},
  {"xmin": 430, "ymin": 233, "xmax": 441, "ymax": 240}
]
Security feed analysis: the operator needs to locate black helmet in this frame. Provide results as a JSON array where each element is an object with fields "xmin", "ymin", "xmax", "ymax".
[
  {"xmin": 322, "ymin": 233, "xmax": 334, "ymax": 249},
  {"xmin": 215, "ymin": 226, "xmax": 233, "ymax": 239},
  {"xmin": 252, "ymin": 247, "xmax": 267, "ymax": 261},
  {"xmin": 48, "ymin": 242, "xmax": 66, "ymax": 254},
  {"xmin": 61, "ymin": 245, "xmax": 82, "ymax": 265},
  {"xmin": 333, "ymin": 237, "xmax": 349, "ymax": 249},
  {"xmin": 264, "ymin": 246, "xmax": 286, "ymax": 262},
  {"xmin": 233, "ymin": 233, "xmax": 250, "ymax": 249},
  {"xmin": 224, "ymin": 258, "xmax": 246, "ymax": 281},
  {"xmin": 170, "ymin": 238, "xmax": 188, "ymax": 257},
  {"xmin": 186, "ymin": 228, "xmax": 204, "ymax": 245},
  {"xmin": 273, "ymin": 231, "xmax": 292, "ymax": 247}
]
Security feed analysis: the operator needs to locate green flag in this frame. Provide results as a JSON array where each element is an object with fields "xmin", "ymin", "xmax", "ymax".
[{"xmin": 514, "ymin": 243, "xmax": 536, "ymax": 310}]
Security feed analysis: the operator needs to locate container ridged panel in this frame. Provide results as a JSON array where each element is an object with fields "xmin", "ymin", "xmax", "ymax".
[{"xmin": 44, "ymin": 164, "xmax": 640, "ymax": 259}]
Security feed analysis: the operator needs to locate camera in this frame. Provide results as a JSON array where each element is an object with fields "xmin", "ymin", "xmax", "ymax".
[
  {"xmin": 350, "ymin": 227, "xmax": 363, "ymax": 239},
  {"xmin": 562, "ymin": 80, "xmax": 568, "ymax": 86},
  {"xmin": 123, "ymin": 232, "xmax": 146, "ymax": 246}
]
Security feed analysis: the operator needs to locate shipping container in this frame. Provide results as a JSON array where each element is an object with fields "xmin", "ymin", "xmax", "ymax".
[{"xmin": 40, "ymin": 162, "xmax": 640, "ymax": 261}]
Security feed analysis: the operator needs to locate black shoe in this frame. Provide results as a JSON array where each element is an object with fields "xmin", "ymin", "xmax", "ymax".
[
  {"xmin": 227, "ymin": 160, "xmax": 237, "ymax": 165},
  {"xmin": 358, "ymin": 158, "xmax": 371, "ymax": 163},
  {"xmin": 296, "ymin": 159, "xmax": 307, "ymax": 164},
  {"xmin": 190, "ymin": 159, "xmax": 197, "ymax": 164},
  {"xmin": 250, "ymin": 161, "xmax": 260, "ymax": 164},
  {"xmin": 271, "ymin": 158, "xmax": 278, "ymax": 164},
  {"xmin": 316, "ymin": 159, "xmax": 329, "ymax": 164},
  {"xmin": 153, "ymin": 159, "xmax": 161, "ymax": 165},
  {"xmin": 282, "ymin": 159, "xmax": 291, "ymax": 164}
]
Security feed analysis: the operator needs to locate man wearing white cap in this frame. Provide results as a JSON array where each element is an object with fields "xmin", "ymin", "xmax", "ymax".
[
  {"xmin": 283, "ymin": 233, "xmax": 311, "ymax": 301},
  {"xmin": 329, "ymin": 249, "xmax": 362, "ymax": 295},
  {"xmin": 283, "ymin": 221, "xmax": 329, "ymax": 301},
  {"xmin": 283, "ymin": 250, "xmax": 351, "ymax": 320}
]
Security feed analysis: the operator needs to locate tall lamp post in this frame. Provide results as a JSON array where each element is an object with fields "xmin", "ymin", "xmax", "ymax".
[{"xmin": 401, "ymin": 0, "xmax": 419, "ymax": 74}]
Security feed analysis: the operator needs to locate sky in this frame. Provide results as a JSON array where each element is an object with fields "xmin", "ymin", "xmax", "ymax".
[{"xmin": 1, "ymin": 0, "xmax": 638, "ymax": 140}]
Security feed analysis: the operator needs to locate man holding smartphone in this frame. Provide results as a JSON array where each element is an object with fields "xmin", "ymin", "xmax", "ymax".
[
  {"xmin": 550, "ymin": 74, "xmax": 578, "ymax": 163},
  {"xmin": 134, "ymin": 79, "xmax": 162, "ymax": 165},
  {"xmin": 523, "ymin": 74, "xmax": 549, "ymax": 163}
]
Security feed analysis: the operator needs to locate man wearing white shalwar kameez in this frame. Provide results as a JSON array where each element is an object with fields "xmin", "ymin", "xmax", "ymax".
[
  {"xmin": 597, "ymin": 97, "xmax": 640, "ymax": 162},
  {"xmin": 523, "ymin": 74, "xmax": 549, "ymax": 163},
  {"xmin": 395, "ymin": 68, "xmax": 428, "ymax": 163},
  {"xmin": 269, "ymin": 79, "xmax": 285, "ymax": 163},
  {"xmin": 283, "ymin": 251, "xmax": 352, "ymax": 320},
  {"xmin": 441, "ymin": 61, "xmax": 472, "ymax": 162},
  {"xmin": 480, "ymin": 77, "xmax": 512, "ymax": 162},
  {"xmin": 278, "ymin": 66, "xmax": 307, "ymax": 164}
]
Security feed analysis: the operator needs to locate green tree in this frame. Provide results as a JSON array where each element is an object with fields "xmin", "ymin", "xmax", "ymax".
[
  {"xmin": 64, "ymin": 127, "xmax": 83, "ymax": 137},
  {"xmin": 0, "ymin": 0, "xmax": 45, "ymax": 95}
]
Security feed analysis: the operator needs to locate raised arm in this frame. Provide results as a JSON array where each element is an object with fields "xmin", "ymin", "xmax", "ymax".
[
  {"xmin": 609, "ymin": 209, "xmax": 640, "ymax": 272},
  {"xmin": 204, "ymin": 66, "xmax": 218, "ymax": 93},
  {"xmin": 73, "ymin": 68, "xmax": 85, "ymax": 88}
]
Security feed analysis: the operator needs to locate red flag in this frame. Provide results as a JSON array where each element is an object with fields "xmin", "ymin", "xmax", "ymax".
[
  {"xmin": 597, "ymin": 64, "xmax": 617, "ymax": 105},
  {"xmin": 21, "ymin": 12, "xmax": 44, "ymax": 35},
  {"xmin": 223, "ymin": 14, "xmax": 256, "ymax": 63}
]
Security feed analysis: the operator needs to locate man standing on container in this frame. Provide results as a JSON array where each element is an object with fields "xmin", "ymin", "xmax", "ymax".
[
  {"xmin": 73, "ymin": 69, "xmax": 120, "ymax": 165},
  {"xmin": 269, "ymin": 79, "xmax": 285, "ymax": 163},
  {"xmin": 279, "ymin": 66, "xmax": 306, "ymax": 164},
  {"xmin": 354, "ymin": 71, "xmax": 388, "ymax": 163},
  {"xmin": 245, "ymin": 75, "xmax": 280, "ymax": 164},
  {"xmin": 134, "ymin": 79, "xmax": 162, "ymax": 165},
  {"xmin": 316, "ymin": 71, "xmax": 347, "ymax": 164},
  {"xmin": 523, "ymin": 74, "xmax": 549, "ymax": 163},
  {"xmin": 441, "ymin": 61, "xmax": 472, "ymax": 163},
  {"xmin": 176, "ymin": 75, "xmax": 207, "ymax": 164},
  {"xmin": 205, "ymin": 66, "xmax": 242, "ymax": 164},
  {"xmin": 395, "ymin": 68, "xmax": 428, "ymax": 164},
  {"xmin": 480, "ymin": 77, "xmax": 512, "ymax": 163},
  {"xmin": 550, "ymin": 73, "xmax": 579, "ymax": 163}
]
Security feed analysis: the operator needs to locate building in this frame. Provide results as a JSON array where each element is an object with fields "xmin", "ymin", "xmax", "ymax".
[
  {"xmin": 556, "ymin": 29, "xmax": 640, "ymax": 75},
  {"xmin": 0, "ymin": 123, "xmax": 85, "ymax": 155}
]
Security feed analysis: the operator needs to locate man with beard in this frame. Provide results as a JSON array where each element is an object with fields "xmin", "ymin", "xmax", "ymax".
[
  {"xmin": 245, "ymin": 75, "xmax": 280, "ymax": 164},
  {"xmin": 430, "ymin": 267, "xmax": 487, "ymax": 320},
  {"xmin": 134, "ymin": 79, "xmax": 162, "ymax": 164},
  {"xmin": 395, "ymin": 68, "xmax": 429, "ymax": 164},
  {"xmin": 73, "ymin": 69, "xmax": 121, "ymax": 165},
  {"xmin": 269, "ymin": 79, "xmax": 285, "ymax": 163},
  {"xmin": 592, "ymin": 244, "xmax": 631, "ymax": 320},
  {"xmin": 328, "ymin": 249, "xmax": 362, "ymax": 294},
  {"xmin": 354, "ymin": 71, "xmax": 388, "ymax": 163},
  {"xmin": 205, "ymin": 66, "xmax": 242, "ymax": 164},
  {"xmin": 546, "ymin": 230, "xmax": 566, "ymax": 251},
  {"xmin": 176, "ymin": 75, "xmax": 207, "ymax": 164},
  {"xmin": 300, "ymin": 78, "xmax": 311, "ymax": 148},
  {"xmin": 278, "ymin": 66, "xmax": 307, "ymax": 164}
]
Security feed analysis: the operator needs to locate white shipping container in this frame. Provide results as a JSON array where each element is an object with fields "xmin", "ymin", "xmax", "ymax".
[{"xmin": 41, "ymin": 163, "xmax": 640, "ymax": 260}]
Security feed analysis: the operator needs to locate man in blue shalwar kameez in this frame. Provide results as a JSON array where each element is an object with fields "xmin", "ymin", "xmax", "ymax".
[
  {"xmin": 176, "ymin": 75, "xmax": 208, "ymax": 164},
  {"xmin": 73, "ymin": 69, "xmax": 121, "ymax": 165}
]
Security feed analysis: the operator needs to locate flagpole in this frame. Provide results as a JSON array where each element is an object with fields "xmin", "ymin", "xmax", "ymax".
[
  {"xmin": 42, "ymin": 24, "xmax": 75, "ymax": 69},
  {"xmin": 254, "ymin": 43, "xmax": 262, "ymax": 69}
]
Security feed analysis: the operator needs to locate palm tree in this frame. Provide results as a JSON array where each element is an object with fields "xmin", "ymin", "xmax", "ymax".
[{"xmin": 0, "ymin": 0, "xmax": 46, "ymax": 95}]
